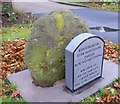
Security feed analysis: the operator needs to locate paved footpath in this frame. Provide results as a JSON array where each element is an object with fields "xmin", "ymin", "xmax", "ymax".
[
  {"xmin": 12, "ymin": 0, "xmax": 119, "ymax": 44},
  {"xmin": 12, "ymin": 0, "xmax": 81, "ymax": 13}
]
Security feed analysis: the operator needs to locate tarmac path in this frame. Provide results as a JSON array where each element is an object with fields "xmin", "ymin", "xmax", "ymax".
[{"xmin": 12, "ymin": 0, "xmax": 119, "ymax": 43}]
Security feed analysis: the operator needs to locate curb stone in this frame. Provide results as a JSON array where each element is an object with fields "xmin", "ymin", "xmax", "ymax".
[{"xmin": 49, "ymin": 0, "xmax": 90, "ymax": 8}]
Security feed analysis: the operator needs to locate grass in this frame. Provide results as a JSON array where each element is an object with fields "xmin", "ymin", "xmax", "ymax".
[
  {"xmin": 89, "ymin": 3, "xmax": 120, "ymax": 12},
  {"xmin": 1, "ymin": 78, "xmax": 26, "ymax": 103},
  {"xmin": 81, "ymin": 78, "xmax": 120, "ymax": 102},
  {"xmin": 1, "ymin": 4, "xmax": 34, "ymax": 103},
  {"xmin": 60, "ymin": 0, "xmax": 117, "ymax": 2},
  {"xmin": 1, "ymin": 97, "xmax": 26, "ymax": 104},
  {"xmin": 60, "ymin": 0, "xmax": 119, "ymax": 12},
  {"xmin": 60, "ymin": 0, "xmax": 89, "ymax": 2},
  {"xmin": 1, "ymin": 23, "xmax": 32, "ymax": 103},
  {"xmin": 1, "ymin": 24, "xmax": 32, "ymax": 42}
]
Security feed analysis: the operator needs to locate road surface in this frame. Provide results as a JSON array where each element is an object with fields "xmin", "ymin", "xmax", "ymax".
[{"xmin": 12, "ymin": 0, "xmax": 81, "ymax": 13}]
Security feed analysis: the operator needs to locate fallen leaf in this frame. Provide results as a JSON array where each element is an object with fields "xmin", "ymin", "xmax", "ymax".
[
  {"xmin": 114, "ymin": 82, "xmax": 120, "ymax": 88},
  {"xmin": 11, "ymin": 90, "xmax": 20, "ymax": 98}
]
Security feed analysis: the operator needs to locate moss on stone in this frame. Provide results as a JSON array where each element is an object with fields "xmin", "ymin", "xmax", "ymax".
[
  {"xmin": 46, "ymin": 50, "xmax": 51, "ymax": 58},
  {"xmin": 53, "ymin": 11, "xmax": 65, "ymax": 32},
  {"xmin": 24, "ymin": 9, "xmax": 90, "ymax": 87}
]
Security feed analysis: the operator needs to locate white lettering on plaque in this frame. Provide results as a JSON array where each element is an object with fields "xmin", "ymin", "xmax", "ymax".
[
  {"xmin": 74, "ymin": 38, "xmax": 104, "ymax": 89},
  {"xmin": 65, "ymin": 33, "xmax": 104, "ymax": 92}
]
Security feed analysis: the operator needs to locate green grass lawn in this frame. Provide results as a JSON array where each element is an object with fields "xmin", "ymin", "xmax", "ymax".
[{"xmin": 1, "ymin": 24, "xmax": 32, "ymax": 42}]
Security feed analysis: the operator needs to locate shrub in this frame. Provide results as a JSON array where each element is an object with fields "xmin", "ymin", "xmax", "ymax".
[{"xmin": 2, "ymin": 2, "xmax": 17, "ymax": 24}]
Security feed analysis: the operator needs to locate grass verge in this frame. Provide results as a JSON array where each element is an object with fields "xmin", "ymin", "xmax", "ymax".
[
  {"xmin": 81, "ymin": 77, "xmax": 120, "ymax": 102},
  {"xmin": 60, "ymin": 0, "xmax": 119, "ymax": 12},
  {"xmin": 1, "ymin": 23, "xmax": 32, "ymax": 103},
  {"xmin": 1, "ymin": 24, "xmax": 32, "ymax": 42}
]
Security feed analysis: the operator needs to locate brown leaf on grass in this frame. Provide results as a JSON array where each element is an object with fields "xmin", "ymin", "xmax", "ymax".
[
  {"xmin": 104, "ymin": 88, "xmax": 109, "ymax": 97},
  {"xmin": 114, "ymin": 82, "xmax": 120, "ymax": 88},
  {"xmin": 96, "ymin": 96, "xmax": 103, "ymax": 102},
  {"xmin": 104, "ymin": 40, "xmax": 120, "ymax": 64},
  {"xmin": 111, "ymin": 94, "xmax": 120, "ymax": 102},
  {"xmin": 112, "ymin": 52, "xmax": 119, "ymax": 58},
  {"xmin": 19, "ymin": 26, "xmax": 24, "ymax": 29},
  {"xmin": 96, "ymin": 94, "xmax": 119, "ymax": 102},
  {"xmin": 11, "ymin": 90, "xmax": 20, "ymax": 98},
  {"xmin": 103, "ymin": 95, "xmax": 112, "ymax": 102},
  {"xmin": 1, "ymin": 38, "xmax": 26, "ymax": 79}
]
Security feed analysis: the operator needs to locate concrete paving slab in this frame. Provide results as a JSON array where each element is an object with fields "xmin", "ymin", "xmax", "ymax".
[{"xmin": 8, "ymin": 59, "xmax": 119, "ymax": 102}]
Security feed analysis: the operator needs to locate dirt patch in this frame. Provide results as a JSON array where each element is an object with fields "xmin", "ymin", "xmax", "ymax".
[{"xmin": 2, "ymin": 12, "xmax": 36, "ymax": 27}]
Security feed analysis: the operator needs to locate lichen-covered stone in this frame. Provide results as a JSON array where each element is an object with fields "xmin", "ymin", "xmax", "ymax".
[{"xmin": 24, "ymin": 9, "xmax": 89, "ymax": 87}]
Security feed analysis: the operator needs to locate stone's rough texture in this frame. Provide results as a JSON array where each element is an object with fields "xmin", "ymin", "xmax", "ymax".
[{"xmin": 24, "ymin": 9, "xmax": 89, "ymax": 87}]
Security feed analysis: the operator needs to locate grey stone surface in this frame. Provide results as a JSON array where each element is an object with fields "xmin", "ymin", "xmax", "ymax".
[
  {"xmin": 8, "ymin": 59, "xmax": 119, "ymax": 102},
  {"xmin": 24, "ymin": 9, "xmax": 89, "ymax": 87}
]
